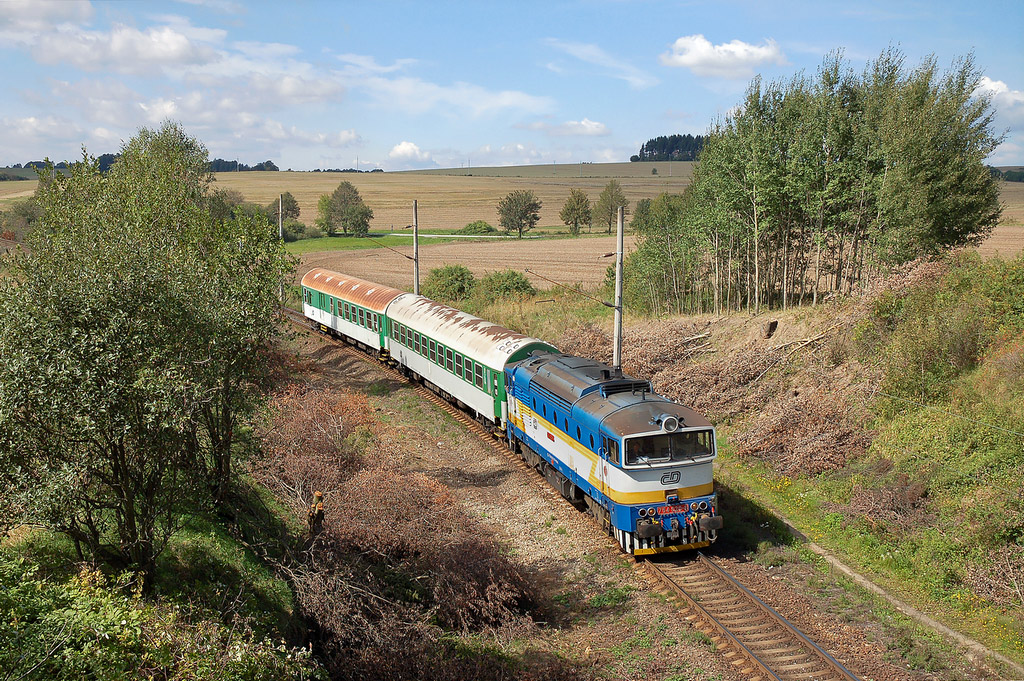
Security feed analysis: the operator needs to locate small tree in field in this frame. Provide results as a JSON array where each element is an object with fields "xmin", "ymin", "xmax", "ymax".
[
  {"xmin": 317, "ymin": 181, "xmax": 372, "ymax": 236},
  {"xmin": 559, "ymin": 188, "xmax": 591, "ymax": 236},
  {"xmin": 594, "ymin": 179, "xmax": 629, "ymax": 233},
  {"xmin": 266, "ymin": 191, "xmax": 300, "ymax": 225},
  {"xmin": 497, "ymin": 189, "xmax": 541, "ymax": 239}
]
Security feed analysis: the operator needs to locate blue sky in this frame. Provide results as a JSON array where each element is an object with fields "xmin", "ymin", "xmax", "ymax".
[{"xmin": 1, "ymin": 0, "xmax": 1022, "ymax": 170}]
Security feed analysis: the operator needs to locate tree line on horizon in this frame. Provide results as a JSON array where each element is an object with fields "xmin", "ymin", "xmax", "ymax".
[
  {"xmin": 625, "ymin": 48, "xmax": 1004, "ymax": 316},
  {"xmin": 630, "ymin": 134, "xmax": 704, "ymax": 162}
]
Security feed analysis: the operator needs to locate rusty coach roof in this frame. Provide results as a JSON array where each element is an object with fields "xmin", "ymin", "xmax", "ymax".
[
  {"xmin": 301, "ymin": 268, "xmax": 408, "ymax": 313},
  {"xmin": 387, "ymin": 294, "xmax": 557, "ymax": 369}
]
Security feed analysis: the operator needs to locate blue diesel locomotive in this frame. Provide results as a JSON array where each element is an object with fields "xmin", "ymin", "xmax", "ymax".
[{"xmin": 301, "ymin": 267, "xmax": 723, "ymax": 555}]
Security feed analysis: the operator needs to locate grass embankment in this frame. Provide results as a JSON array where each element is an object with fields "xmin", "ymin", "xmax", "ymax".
[{"xmin": 718, "ymin": 254, "xmax": 1024, "ymax": 663}]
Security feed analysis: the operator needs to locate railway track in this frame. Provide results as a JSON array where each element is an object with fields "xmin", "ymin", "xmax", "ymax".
[
  {"xmin": 644, "ymin": 555, "xmax": 860, "ymax": 680},
  {"xmin": 282, "ymin": 307, "xmax": 862, "ymax": 681}
]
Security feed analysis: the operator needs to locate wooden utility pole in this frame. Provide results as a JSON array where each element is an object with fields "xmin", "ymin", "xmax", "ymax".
[
  {"xmin": 413, "ymin": 200, "xmax": 420, "ymax": 295},
  {"xmin": 612, "ymin": 206, "xmax": 624, "ymax": 375},
  {"xmin": 278, "ymin": 194, "xmax": 284, "ymax": 301}
]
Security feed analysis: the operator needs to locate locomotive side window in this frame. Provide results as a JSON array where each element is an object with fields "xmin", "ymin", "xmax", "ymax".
[
  {"xmin": 589, "ymin": 434, "xmax": 594, "ymax": 449},
  {"xmin": 577, "ymin": 426, "xmax": 581, "ymax": 440}
]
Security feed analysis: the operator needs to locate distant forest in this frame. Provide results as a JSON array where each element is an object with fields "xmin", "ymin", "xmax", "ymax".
[
  {"xmin": 991, "ymin": 167, "xmax": 1024, "ymax": 182},
  {"xmin": 208, "ymin": 158, "xmax": 279, "ymax": 172},
  {"xmin": 630, "ymin": 134, "xmax": 704, "ymax": 162}
]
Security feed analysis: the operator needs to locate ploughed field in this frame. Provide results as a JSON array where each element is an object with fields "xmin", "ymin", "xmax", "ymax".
[{"xmin": 298, "ymin": 233, "xmax": 638, "ymax": 289}]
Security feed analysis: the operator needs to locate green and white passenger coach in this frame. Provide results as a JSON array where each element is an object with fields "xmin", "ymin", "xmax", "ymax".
[{"xmin": 300, "ymin": 267, "xmax": 558, "ymax": 427}]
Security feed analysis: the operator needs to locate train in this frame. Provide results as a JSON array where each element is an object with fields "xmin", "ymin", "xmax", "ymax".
[{"xmin": 301, "ymin": 267, "xmax": 723, "ymax": 555}]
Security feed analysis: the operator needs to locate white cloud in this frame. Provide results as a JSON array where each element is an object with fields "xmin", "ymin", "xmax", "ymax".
[
  {"xmin": 388, "ymin": 141, "xmax": 431, "ymax": 162},
  {"xmin": 0, "ymin": 0, "xmax": 93, "ymax": 29},
  {"xmin": 521, "ymin": 117, "xmax": 610, "ymax": 136},
  {"xmin": 337, "ymin": 53, "xmax": 416, "ymax": 75},
  {"xmin": 660, "ymin": 34, "xmax": 787, "ymax": 79},
  {"xmin": 987, "ymin": 139, "xmax": 1021, "ymax": 166},
  {"xmin": 546, "ymin": 39, "xmax": 658, "ymax": 89},
  {"xmin": 356, "ymin": 74, "xmax": 552, "ymax": 117},
  {"xmin": 977, "ymin": 76, "xmax": 1024, "ymax": 127},
  {"xmin": 31, "ymin": 23, "xmax": 220, "ymax": 74}
]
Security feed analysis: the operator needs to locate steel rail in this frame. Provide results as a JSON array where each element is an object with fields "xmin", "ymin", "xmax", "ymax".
[{"xmin": 697, "ymin": 554, "xmax": 861, "ymax": 681}]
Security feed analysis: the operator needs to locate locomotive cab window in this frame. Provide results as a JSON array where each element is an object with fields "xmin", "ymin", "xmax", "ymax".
[{"xmin": 625, "ymin": 429, "xmax": 714, "ymax": 466}]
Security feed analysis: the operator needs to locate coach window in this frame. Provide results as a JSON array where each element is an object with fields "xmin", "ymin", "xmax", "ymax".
[
  {"xmin": 454, "ymin": 354, "xmax": 463, "ymax": 378},
  {"xmin": 428, "ymin": 340, "xmax": 436, "ymax": 362},
  {"xmin": 474, "ymin": 363, "xmax": 484, "ymax": 388},
  {"xmin": 443, "ymin": 348, "xmax": 452, "ymax": 372},
  {"xmin": 330, "ymin": 299, "xmax": 335, "ymax": 314}
]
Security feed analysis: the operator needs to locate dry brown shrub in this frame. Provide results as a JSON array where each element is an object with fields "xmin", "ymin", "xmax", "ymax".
[
  {"xmin": 844, "ymin": 473, "xmax": 931, "ymax": 532},
  {"xmin": 967, "ymin": 543, "xmax": 1024, "ymax": 610},
  {"xmin": 330, "ymin": 455, "xmax": 535, "ymax": 631},
  {"xmin": 251, "ymin": 386, "xmax": 379, "ymax": 509},
  {"xmin": 557, "ymin": 320, "xmax": 708, "ymax": 380},
  {"xmin": 652, "ymin": 344, "xmax": 777, "ymax": 421},
  {"xmin": 557, "ymin": 323, "xmax": 611, "ymax": 362},
  {"xmin": 732, "ymin": 382, "xmax": 873, "ymax": 475},
  {"xmin": 863, "ymin": 257, "xmax": 950, "ymax": 300}
]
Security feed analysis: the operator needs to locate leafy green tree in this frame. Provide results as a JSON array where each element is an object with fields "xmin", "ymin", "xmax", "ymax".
[
  {"xmin": 497, "ymin": 189, "xmax": 541, "ymax": 239},
  {"xmin": 559, "ymin": 188, "xmax": 591, "ymax": 236},
  {"xmin": 594, "ymin": 180, "xmax": 629, "ymax": 233},
  {"xmin": 422, "ymin": 264, "xmax": 476, "ymax": 302},
  {"xmin": 0, "ymin": 122, "xmax": 290, "ymax": 587},
  {"xmin": 317, "ymin": 181, "xmax": 373, "ymax": 236},
  {"xmin": 266, "ymin": 190, "xmax": 300, "ymax": 225}
]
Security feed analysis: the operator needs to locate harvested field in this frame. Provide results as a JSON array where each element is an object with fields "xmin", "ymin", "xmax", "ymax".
[
  {"xmin": 213, "ymin": 164, "xmax": 694, "ymax": 234},
  {"xmin": 297, "ymin": 234, "xmax": 638, "ymax": 289}
]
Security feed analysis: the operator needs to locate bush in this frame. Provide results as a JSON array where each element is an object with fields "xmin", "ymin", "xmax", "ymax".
[
  {"xmin": 477, "ymin": 269, "xmax": 535, "ymax": 302},
  {"xmin": 0, "ymin": 550, "xmax": 322, "ymax": 680},
  {"xmin": 457, "ymin": 220, "xmax": 497, "ymax": 235},
  {"xmin": 422, "ymin": 265, "xmax": 476, "ymax": 302},
  {"xmin": 281, "ymin": 218, "xmax": 308, "ymax": 242}
]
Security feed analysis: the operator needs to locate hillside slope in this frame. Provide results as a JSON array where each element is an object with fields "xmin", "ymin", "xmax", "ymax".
[{"xmin": 551, "ymin": 253, "xmax": 1024, "ymax": 665}]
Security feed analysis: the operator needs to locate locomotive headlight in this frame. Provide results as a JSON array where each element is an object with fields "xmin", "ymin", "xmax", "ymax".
[
  {"xmin": 647, "ymin": 506, "xmax": 657, "ymax": 517},
  {"xmin": 660, "ymin": 415, "xmax": 679, "ymax": 433},
  {"xmin": 638, "ymin": 507, "xmax": 647, "ymax": 517},
  {"xmin": 697, "ymin": 500, "xmax": 708, "ymax": 511}
]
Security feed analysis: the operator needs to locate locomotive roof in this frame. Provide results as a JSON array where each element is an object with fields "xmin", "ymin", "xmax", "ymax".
[
  {"xmin": 515, "ymin": 354, "xmax": 711, "ymax": 437},
  {"xmin": 301, "ymin": 268, "xmax": 408, "ymax": 313},
  {"xmin": 386, "ymin": 294, "xmax": 557, "ymax": 369}
]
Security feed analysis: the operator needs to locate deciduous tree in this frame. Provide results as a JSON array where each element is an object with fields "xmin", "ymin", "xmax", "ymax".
[
  {"xmin": 594, "ymin": 180, "xmax": 629, "ymax": 233},
  {"xmin": 497, "ymin": 189, "xmax": 541, "ymax": 239},
  {"xmin": 559, "ymin": 188, "xmax": 591, "ymax": 236}
]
